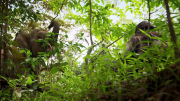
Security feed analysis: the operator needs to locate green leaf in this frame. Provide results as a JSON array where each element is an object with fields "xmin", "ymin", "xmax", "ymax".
[
  {"xmin": 61, "ymin": 62, "xmax": 68, "ymax": 66},
  {"xmin": 25, "ymin": 58, "xmax": 31, "ymax": 62},
  {"xmin": 27, "ymin": 76, "xmax": 32, "ymax": 85},
  {"xmin": 60, "ymin": 41, "xmax": 64, "ymax": 46},
  {"xmin": 81, "ymin": 33, "xmax": 84, "ymax": 36},
  {"xmin": 38, "ymin": 52, "xmax": 46, "ymax": 55},
  {"xmin": 101, "ymin": 0, "xmax": 104, "ymax": 4},
  {"xmin": 27, "ymin": 50, "xmax": 32, "ymax": 57},
  {"xmin": 50, "ymin": 67, "xmax": 60, "ymax": 75},
  {"xmin": 35, "ymin": 39, "xmax": 43, "ymax": 42},
  {"xmin": 139, "ymin": 29, "xmax": 151, "ymax": 38},
  {"xmin": 20, "ymin": 50, "xmax": 25, "ymax": 54},
  {"xmin": 41, "ymin": 60, "xmax": 46, "ymax": 67},
  {"xmin": 65, "ymin": 35, "xmax": 68, "ymax": 38},
  {"xmin": 0, "ymin": 76, "xmax": 7, "ymax": 81}
]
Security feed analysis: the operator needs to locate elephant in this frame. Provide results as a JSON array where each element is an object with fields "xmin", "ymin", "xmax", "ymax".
[
  {"xmin": 125, "ymin": 21, "xmax": 168, "ymax": 55},
  {"xmin": 0, "ymin": 21, "xmax": 60, "ymax": 96},
  {"xmin": 4, "ymin": 20, "xmax": 60, "ymax": 78},
  {"xmin": 15, "ymin": 20, "xmax": 60, "ymax": 57}
]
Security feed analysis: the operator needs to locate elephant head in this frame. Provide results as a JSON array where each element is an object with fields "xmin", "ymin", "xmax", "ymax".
[
  {"xmin": 30, "ymin": 20, "xmax": 60, "ymax": 57},
  {"xmin": 135, "ymin": 21, "xmax": 156, "ymax": 34},
  {"xmin": 125, "ymin": 21, "xmax": 167, "ymax": 55}
]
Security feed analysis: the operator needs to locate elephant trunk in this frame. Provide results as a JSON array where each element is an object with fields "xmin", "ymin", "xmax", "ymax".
[{"xmin": 48, "ymin": 20, "xmax": 60, "ymax": 43}]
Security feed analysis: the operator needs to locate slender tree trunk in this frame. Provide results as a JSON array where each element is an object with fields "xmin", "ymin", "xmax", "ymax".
[
  {"xmin": 85, "ymin": 0, "xmax": 93, "ymax": 72},
  {"xmin": 89, "ymin": 0, "xmax": 93, "ymax": 46},
  {"xmin": 4, "ymin": 0, "xmax": 8, "ymax": 76},
  {"xmin": 164, "ymin": 0, "xmax": 180, "ymax": 60},
  {"xmin": 0, "ymin": 0, "xmax": 2, "ymax": 75},
  {"xmin": 148, "ymin": 0, "xmax": 151, "ymax": 22},
  {"xmin": 1, "ymin": 0, "xmax": 8, "ymax": 77}
]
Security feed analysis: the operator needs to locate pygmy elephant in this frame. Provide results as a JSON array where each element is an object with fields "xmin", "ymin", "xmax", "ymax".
[
  {"xmin": 12, "ymin": 20, "xmax": 60, "ymax": 77},
  {"xmin": 15, "ymin": 20, "xmax": 60, "ymax": 57}
]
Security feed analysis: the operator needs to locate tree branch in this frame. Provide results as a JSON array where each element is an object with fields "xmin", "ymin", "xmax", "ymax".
[
  {"xmin": 95, "ymin": 36, "xmax": 123, "ymax": 59},
  {"xmin": 150, "ymin": 6, "xmax": 163, "ymax": 14},
  {"xmin": 53, "ymin": 0, "xmax": 67, "ymax": 21}
]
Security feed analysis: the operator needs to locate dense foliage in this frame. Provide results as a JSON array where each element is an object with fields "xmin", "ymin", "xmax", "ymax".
[{"xmin": 0, "ymin": 0, "xmax": 180, "ymax": 100}]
